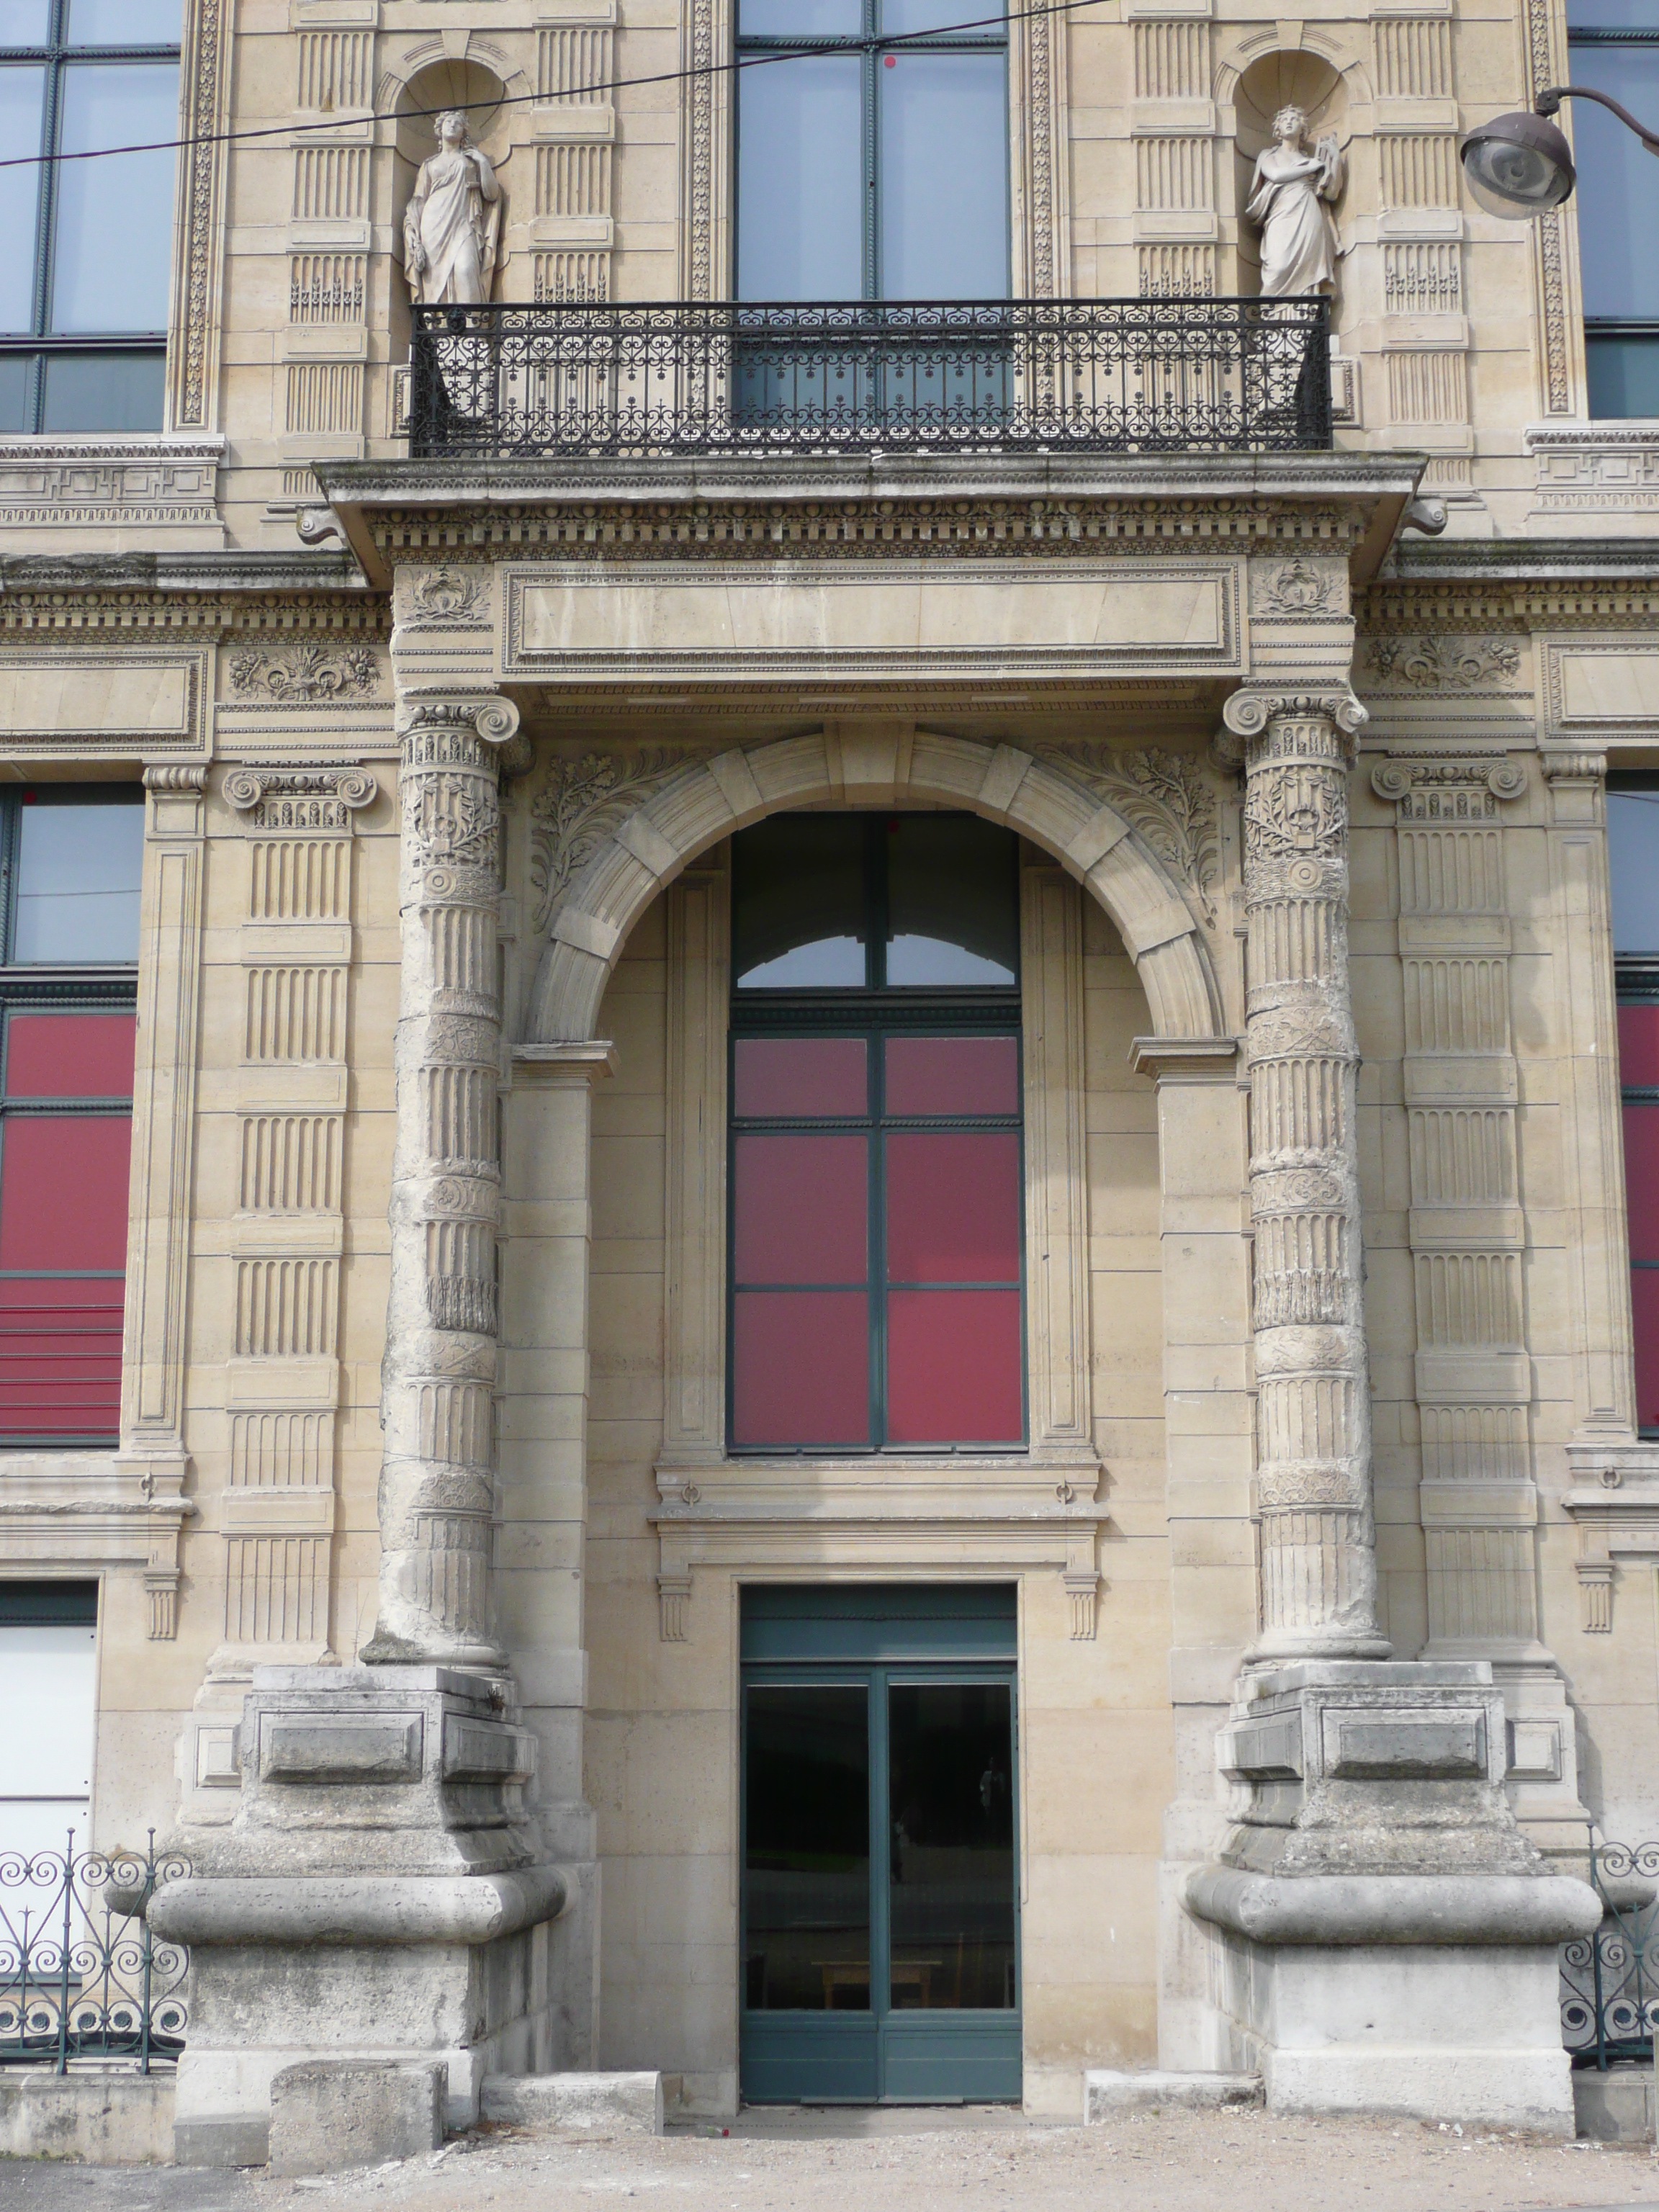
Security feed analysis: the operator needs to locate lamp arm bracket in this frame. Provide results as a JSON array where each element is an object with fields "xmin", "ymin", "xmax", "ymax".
[{"xmin": 1538, "ymin": 82, "xmax": 1659, "ymax": 156}]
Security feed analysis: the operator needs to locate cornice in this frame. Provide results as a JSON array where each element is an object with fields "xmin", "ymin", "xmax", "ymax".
[{"xmin": 0, "ymin": 549, "xmax": 388, "ymax": 636}]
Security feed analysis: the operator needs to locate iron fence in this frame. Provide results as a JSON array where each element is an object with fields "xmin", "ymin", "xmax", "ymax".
[
  {"xmin": 1561, "ymin": 1838, "xmax": 1659, "ymax": 2069},
  {"xmin": 408, "ymin": 297, "xmax": 1334, "ymax": 461},
  {"xmin": 0, "ymin": 1833, "xmax": 188, "ymax": 2071}
]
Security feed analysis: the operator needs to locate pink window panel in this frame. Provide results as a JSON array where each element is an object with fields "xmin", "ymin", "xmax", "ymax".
[
  {"xmin": 1636, "ymin": 1271, "xmax": 1659, "ymax": 1432},
  {"xmin": 886, "ymin": 1289, "xmax": 1022, "ymax": 1444},
  {"xmin": 0, "ymin": 1115, "xmax": 132, "ymax": 1270},
  {"xmin": 885, "ymin": 1035, "xmax": 1018, "ymax": 1117},
  {"xmin": 1621, "ymin": 1004, "xmax": 1659, "ymax": 1088},
  {"xmin": 6, "ymin": 1012, "xmax": 137, "ymax": 1099},
  {"xmin": 732, "ymin": 1290, "xmax": 870, "ymax": 1445},
  {"xmin": 885, "ymin": 1132, "xmax": 1020, "ymax": 1284},
  {"xmin": 1626, "ymin": 1105, "xmax": 1659, "ymax": 1263},
  {"xmin": 0, "ymin": 1277, "xmax": 123, "ymax": 1438},
  {"xmin": 733, "ymin": 1133, "xmax": 868, "ymax": 1285},
  {"xmin": 734, "ymin": 1037, "xmax": 867, "ymax": 1119}
]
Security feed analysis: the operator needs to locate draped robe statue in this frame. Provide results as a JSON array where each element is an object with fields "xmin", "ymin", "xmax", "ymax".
[
  {"xmin": 403, "ymin": 111, "xmax": 503, "ymax": 306},
  {"xmin": 1246, "ymin": 104, "xmax": 1344, "ymax": 299}
]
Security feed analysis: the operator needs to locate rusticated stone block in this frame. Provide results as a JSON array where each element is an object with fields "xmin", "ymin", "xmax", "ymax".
[{"xmin": 268, "ymin": 2059, "xmax": 445, "ymax": 2177}]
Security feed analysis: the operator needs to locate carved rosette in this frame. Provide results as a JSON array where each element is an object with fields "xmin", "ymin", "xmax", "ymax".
[
  {"xmin": 363, "ymin": 695, "xmax": 521, "ymax": 1669},
  {"xmin": 1223, "ymin": 685, "xmax": 1391, "ymax": 1662}
]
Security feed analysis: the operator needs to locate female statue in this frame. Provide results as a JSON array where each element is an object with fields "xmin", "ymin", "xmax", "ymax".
[
  {"xmin": 403, "ymin": 110, "xmax": 503, "ymax": 306},
  {"xmin": 1245, "ymin": 104, "xmax": 1344, "ymax": 299}
]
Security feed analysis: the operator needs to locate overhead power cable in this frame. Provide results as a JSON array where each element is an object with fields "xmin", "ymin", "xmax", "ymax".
[{"xmin": 0, "ymin": 0, "xmax": 1112, "ymax": 171}]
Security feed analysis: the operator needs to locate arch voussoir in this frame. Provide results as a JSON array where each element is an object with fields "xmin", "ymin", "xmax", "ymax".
[{"xmin": 526, "ymin": 731, "xmax": 1224, "ymax": 1046}]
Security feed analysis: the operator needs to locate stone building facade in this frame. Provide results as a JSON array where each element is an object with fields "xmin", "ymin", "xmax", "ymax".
[{"xmin": 2, "ymin": 0, "xmax": 1659, "ymax": 2157}]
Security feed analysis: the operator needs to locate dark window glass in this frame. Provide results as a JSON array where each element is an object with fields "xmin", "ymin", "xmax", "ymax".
[
  {"xmin": 1569, "ymin": 11, "xmax": 1659, "ymax": 415},
  {"xmin": 14, "ymin": 793, "xmax": 143, "ymax": 964},
  {"xmin": 733, "ymin": 814, "xmax": 867, "ymax": 989},
  {"xmin": 886, "ymin": 816, "xmax": 1018, "ymax": 986},
  {"xmin": 888, "ymin": 1680, "xmax": 1015, "ymax": 2010},
  {"xmin": 0, "ymin": 788, "xmax": 140, "ymax": 1447},
  {"xmin": 1610, "ymin": 778, "xmax": 1659, "ymax": 1433},
  {"xmin": 729, "ymin": 812, "xmax": 1023, "ymax": 1451},
  {"xmin": 735, "ymin": 0, "xmax": 1007, "ymax": 302},
  {"xmin": 0, "ymin": 1, "xmax": 179, "ymax": 431},
  {"xmin": 745, "ymin": 1684, "xmax": 872, "ymax": 2011}
]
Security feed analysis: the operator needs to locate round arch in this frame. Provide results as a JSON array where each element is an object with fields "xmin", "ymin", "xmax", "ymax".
[{"xmin": 523, "ymin": 729, "xmax": 1224, "ymax": 1045}]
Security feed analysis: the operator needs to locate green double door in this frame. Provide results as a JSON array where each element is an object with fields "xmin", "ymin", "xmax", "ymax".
[{"xmin": 739, "ymin": 1586, "xmax": 1020, "ymax": 2104}]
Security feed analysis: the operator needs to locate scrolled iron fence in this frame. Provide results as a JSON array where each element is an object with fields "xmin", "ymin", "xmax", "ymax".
[
  {"xmin": 0, "ymin": 1832, "xmax": 188, "ymax": 2071},
  {"xmin": 408, "ymin": 297, "xmax": 1334, "ymax": 462},
  {"xmin": 1561, "ymin": 1837, "xmax": 1659, "ymax": 2069}
]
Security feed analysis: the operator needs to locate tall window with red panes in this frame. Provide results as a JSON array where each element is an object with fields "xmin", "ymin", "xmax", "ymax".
[
  {"xmin": 728, "ymin": 812, "xmax": 1025, "ymax": 1452},
  {"xmin": 0, "ymin": 788, "xmax": 142, "ymax": 1445}
]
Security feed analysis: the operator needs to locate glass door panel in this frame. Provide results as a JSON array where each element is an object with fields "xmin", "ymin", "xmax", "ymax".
[
  {"xmin": 889, "ymin": 1681, "xmax": 1015, "ymax": 2010},
  {"xmin": 745, "ymin": 1684, "xmax": 872, "ymax": 2011}
]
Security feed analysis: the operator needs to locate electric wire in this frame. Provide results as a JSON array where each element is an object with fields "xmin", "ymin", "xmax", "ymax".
[{"xmin": 0, "ymin": 0, "xmax": 1112, "ymax": 172}]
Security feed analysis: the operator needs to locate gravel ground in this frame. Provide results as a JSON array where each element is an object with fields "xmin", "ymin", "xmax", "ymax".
[{"xmin": 6, "ymin": 2105, "xmax": 1659, "ymax": 2212}]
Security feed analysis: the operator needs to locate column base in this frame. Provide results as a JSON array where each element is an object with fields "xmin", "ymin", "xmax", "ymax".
[
  {"xmin": 1179, "ymin": 1658, "xmax": 1601, "ymax": 2125},
  {"xmin": 151, "ymin": 1664, "xmax": 588, "ymax": 2166}
]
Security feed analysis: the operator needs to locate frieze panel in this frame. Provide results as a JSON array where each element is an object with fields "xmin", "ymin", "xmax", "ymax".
[{"xmin": 228, "ymin": 642, "xmax": 380, "ymax": 701}]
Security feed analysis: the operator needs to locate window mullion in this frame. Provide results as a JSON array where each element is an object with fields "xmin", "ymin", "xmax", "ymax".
[
  {"xmin": 863, "ymin": 0, "xmax": 878, "ymax": 299},
  {"xmin": 869, "ymin": 1022, "xmax": 886, "ymax": 1450}
]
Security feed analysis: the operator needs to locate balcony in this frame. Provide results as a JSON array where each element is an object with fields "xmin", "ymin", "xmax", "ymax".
[{"xmin": 408, "ymin": 298, "xmax": 1333, "ymax": 462}]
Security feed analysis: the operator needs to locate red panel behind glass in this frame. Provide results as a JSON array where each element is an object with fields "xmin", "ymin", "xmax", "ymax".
[
  {"xmin": 1625, "ymin": 1105, "xmax": 1659, "ymax": 1262},
  {"xmin": 732, "ymin": 1290, "xmax": 870, "ymax": 1445},
  {"xmin": 0, "ymin": 1277, "xmax": 123, "ymax": 1439},
  {"xmin": 0, "ymin": 1115, "xmax": 132, "ymax": 1269},
  {"xmin": 886, "ymin": 1132, "xmax": 1020, "ymax": 1283},
  {"xmin": 885, "ymin": 1035, "xmax": 1019, "ymax": 1117},
  {"xmin": 5, "ymin": 1012, "xmax": 137, "ymax": 1099},
  {"xmin": 734, "ymin": 1133, "xmax": 867, "ymax": 1285},
  {"xmin": 886, "ymin": 1288, "xmax": 1022, "ymax": 1443},
  {"xmin": 1621, "ymin": 1004, "xmax": 1659, "ymax": 1088},
  {"xmin": 733, "ymin": 1037, "xmax": 867, "ymax": 1118}
]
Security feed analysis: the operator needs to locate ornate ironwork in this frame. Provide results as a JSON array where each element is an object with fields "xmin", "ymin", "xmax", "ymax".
[
  {"xmin": 0, "ymin": 1833, "xmax": 189, "ymax": 2072},
  {"xmin": 1561, "ymin": 1838, "xmax": 1659, "ymax": 2068},
  {"xmin": 409, "ymin": 297, "xmax": 1333, "ymax": 460}
]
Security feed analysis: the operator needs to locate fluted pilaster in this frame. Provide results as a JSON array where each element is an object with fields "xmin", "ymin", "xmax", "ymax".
[
  {"xmin": 363, "ymin": 693, "xmax": 521, "ymax": 1667},
  {"xmin": 1223, "ymin": 685, "xmax": 1391, "ymax": 1662}
]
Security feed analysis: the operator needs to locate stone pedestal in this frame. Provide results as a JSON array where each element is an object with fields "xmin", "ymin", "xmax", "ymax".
[
  {"xmin": 1184, "ymin": 1660, "xmax": 1601, "ymax": 2128},
  {"xmin": 152, "ymin": 1665, "xmax": 577, "ymax": 2166}
]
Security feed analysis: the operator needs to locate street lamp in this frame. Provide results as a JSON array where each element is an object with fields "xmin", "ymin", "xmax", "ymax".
[{"xmin": 1461, "ymin": 86, "xmax": 1659, "ymax": 217}]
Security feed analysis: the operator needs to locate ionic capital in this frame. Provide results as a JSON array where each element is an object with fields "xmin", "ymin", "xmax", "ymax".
[
  {"xmin": 397, "ymin": 693, "xmax": 522, "ymax": 751},
  {"xmin": 1220, "ymin": 683, "xmax": 1369, "ymax": 761}
]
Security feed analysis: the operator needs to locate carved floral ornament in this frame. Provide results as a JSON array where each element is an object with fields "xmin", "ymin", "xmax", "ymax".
[
  {"xmin": 227, "ymin": 640, "xmax": 380, "ymax": 701},
  {"xmin": 1363, "ymin": 635, "xmax": 1524, "ymax": 689},
  {"xmin": 404, "ymin": 569, "xmax": 490, "ymax": 626},
  {"xmin": 528, "ymin": 739, "xmax": 1223, "ymax": 938},
  {"xmin": 1254, "ymin": 559, "xmax": 1341, "ymax": 616}
]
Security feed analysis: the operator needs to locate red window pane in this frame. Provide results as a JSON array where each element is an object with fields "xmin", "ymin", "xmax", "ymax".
[
  {"xmin": 1636, "ymin": 1271, "xmax": 1659, "ymax": 1431},
  {"xmin": 885, "ymin": 1035, "xmax": 1019, "ymax": 1117},
  {"xmin": 733, "ymin": 1290, "xmax": 870, "ymax": 1445},
  {"xmin": 734, "ymin": 1133, "xmax": 867, "ymax": 1285},
  {"xmin": 1627, "ymin": 1105, "xmax": 1659, "ymax": 1262},
  {"xmin": 734, "ymin": 1037, "xmax": 867, "ymax": 1118},
  {"xmin": 6, "ymin": 1012, "xmax": 136, "ymax": 1099},
  {"xmin": 886, "ymin": 1288, "xmax": 1022, "ymax": 1444},
  {"xmin": 0, "ymin": 1115, "xmax": 132, "ymax": 1269},
  {"xmin": 0, "ymin": 1277, "xmax": 123, "ymax": 1439},
  {"xmin": 886, "ymin": 1132, "xmax": 1020, "ymax": 1284},
  {"xmin": 1622, "ymin": 1004, "xmax": 1659, "ymax": 1087}
]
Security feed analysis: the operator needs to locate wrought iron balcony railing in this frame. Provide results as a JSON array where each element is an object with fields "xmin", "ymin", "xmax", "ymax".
[{"xmin": 408, "ymin": 297, "xmax": 1333, "ymax": 461}]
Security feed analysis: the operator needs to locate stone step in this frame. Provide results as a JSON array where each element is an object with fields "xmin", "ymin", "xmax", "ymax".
[
  {"xmin": 1084, "ymin": 2069, "xmax": 1264, "ymax": 2121},
  {"xmin": 481, "ymin": 2072, "xmax": 665, "ymax": 2136}
]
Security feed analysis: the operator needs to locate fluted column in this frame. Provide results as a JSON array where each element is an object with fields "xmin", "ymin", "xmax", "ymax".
[
  {"xmin": 1221, "ymin": 685, "xmax": 1391, "ymax": 1663},
  {"xmin": 363, "ymin": 693, "xmax": 521, "ymax": 1668}
]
